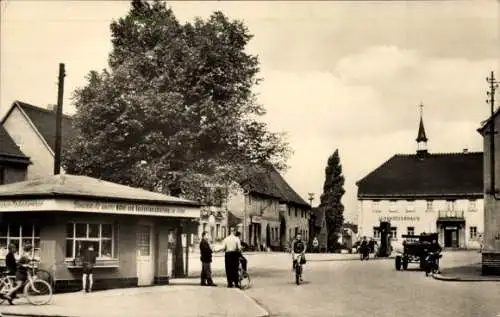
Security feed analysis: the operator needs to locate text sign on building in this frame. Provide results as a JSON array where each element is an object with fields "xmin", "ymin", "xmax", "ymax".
[
  {"xmin": 379, "ymin": 216, "xmax": 420, "ymax": 222},
  {"xmin": 0, "ymin": 200, "xmax": 46, "ymax": 211},
  {"xmin": 73, "ymin": 200, "xmax": 193, "ymax": 217}
]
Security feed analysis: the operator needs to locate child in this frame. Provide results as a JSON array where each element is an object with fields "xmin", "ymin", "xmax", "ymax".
[{"xmin": 81, "ymin": 244, "xmax": 97, "ymax": 293}]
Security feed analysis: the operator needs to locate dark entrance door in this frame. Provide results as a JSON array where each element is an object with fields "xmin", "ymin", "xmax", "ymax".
[
  {"xmin": 444, "ymin": 227, "xmax": 459, "ymax": 248},
  {"xmin": 266, "ymin": 224, "xmax": 271, "ymax": 250},
  {"xmin": 280, "ymin": 217, "xmax": 286, "ymax": 251}
]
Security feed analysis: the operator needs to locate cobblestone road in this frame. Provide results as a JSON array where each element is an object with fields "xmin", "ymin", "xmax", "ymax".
[{"xmin": 244, "ymin": 251, "xmax": 500, "ymax": 317}]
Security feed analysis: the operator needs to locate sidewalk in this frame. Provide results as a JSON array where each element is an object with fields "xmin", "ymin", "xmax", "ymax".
[
  {"xmin": 432, "ymin": 262, "xmax": 500, "ymax": 282},
  {"xmin": 0, "ymin": 283, "xmax": 269, "ymax": 317}
]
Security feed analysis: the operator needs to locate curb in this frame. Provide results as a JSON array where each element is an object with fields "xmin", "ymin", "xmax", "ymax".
[
  {"xmin": 432, "ymin": 273, "xmax": 500, "ymax": 282},
  {"xmin": 235, "ymin": 289, "xmax": 270, "ymax": 317}
]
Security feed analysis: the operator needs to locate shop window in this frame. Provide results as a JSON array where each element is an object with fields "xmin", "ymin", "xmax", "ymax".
[
  {"xmin": 373, "ymin": 227, "xmax": 381, "ymax": 239},
  {"xmin": 0, "ymin": 223, "xmax": 40, "ymax": 260},
  {"xmin": 446, "ymin": 200, "xmax": 456, "ymax": 211},
  {"xmin": 470, "ymin": 226, "xmax": 478, "ymax": 239},
  {"xmin": 66, "ymin": 223, "xmax": 115, "ymax": 260}
]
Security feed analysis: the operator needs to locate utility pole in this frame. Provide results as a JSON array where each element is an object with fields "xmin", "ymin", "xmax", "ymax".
[
  {"xmin": 486, "ymin": 71, "xmax": 499, "ymax": 195},
  {"xmin": 54, "ymin": 63, "xmax": 66, "ymax": 175},
  {"xmin": 308, "ymin": 193, "xmax": 315, "ymax": 206}
]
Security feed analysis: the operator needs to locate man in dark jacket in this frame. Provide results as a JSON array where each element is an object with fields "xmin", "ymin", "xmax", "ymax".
[
  {"xmin": 5, "ymin": 243, "xmax": 17, "ymax": 275},
  {"xmin": 199, "ymin": 231, "xmax": 216, "ymax": 286},
  {"xmin": 81, "ymin": 244, "xmax": 97, "ymax": 293}
]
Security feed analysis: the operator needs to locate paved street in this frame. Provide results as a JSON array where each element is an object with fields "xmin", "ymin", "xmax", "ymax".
[
  {"xmin": 2, "ymin": 251, "xmax": 499, "ymax": 317},
  {"xmin": 244, "ymin": 251, "xmax": 500, "ymax": 317}
]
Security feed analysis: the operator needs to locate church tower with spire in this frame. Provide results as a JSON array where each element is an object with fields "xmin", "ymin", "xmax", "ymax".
[{"xmin": 416, "ymin": 103, "xmax": 428, "ymax": 157}]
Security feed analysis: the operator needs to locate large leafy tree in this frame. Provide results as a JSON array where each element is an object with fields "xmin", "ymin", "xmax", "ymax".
[
  {"xmin": 319, "ymin": 149, "xmax": 345, "ymax": 251},
  {"xmin": 63, "ymin": 0, "xmax": 291, "ymax": 200}
]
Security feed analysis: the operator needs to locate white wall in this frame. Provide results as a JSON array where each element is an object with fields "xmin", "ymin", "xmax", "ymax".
[
  {"xmin": 2, "ymin": 107, "xmax": 55, "ymax": 179},
  {"xmin": 358, "ymin": 198, "xmax": 484, "ymax": 249}
]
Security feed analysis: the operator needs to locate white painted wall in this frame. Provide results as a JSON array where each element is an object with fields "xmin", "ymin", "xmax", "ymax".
[
  {"xmin": 358, "ymin": 198, "xmax": 484, "ymax": 249},
  {"xmin": 2, "ymin": 107, "xmax": 57, "ymax": 179}
]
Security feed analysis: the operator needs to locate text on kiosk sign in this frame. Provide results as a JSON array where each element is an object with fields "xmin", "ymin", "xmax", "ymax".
[{"xmin": 74, "ymin": 201, "xmax": 187, "ymax": 215}]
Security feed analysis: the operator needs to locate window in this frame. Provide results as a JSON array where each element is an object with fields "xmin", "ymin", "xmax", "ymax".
[
  {"xmin": 66, "ymin": 223, "xmax": 115, "ymax": 259},
  {"xmin": 389, "ymin": 201, "xmax": 397, "ymax": 212},
  {"xmin": 0, "ymin": 223, "xmax": 40, "ymax": 260},
  {"xmin": 426, "ymin": 200, "xmax": 433, "ymax": 212},
  {"xmin": 470, "ymin": 226, "xmax": 478, "ymax": 240},
  {"xmin": 468, "ymin": 200, "xmax": 477, "ymax": 212},
  {"xmin": 372, "ymin": 200, "xmax": 381, "ymax": 212},
  {"xmin": 390, "ymin": 227, "xmax": 398, "ymax": 240},
  {"xmin": 0, "ymin": 167, "xmax": 4, "ymax": 185},
  {"xmin": 407, "ymin": 227, "xmax": 415, "ymax": 236},
  {"xmin": 373, "ymin": 227, "xmax": 381, "ymax": 239},
  {"xmin": 406, "ymin": 200, "xmax": 415, "ymax": 212},
  {"xmin": 221, "ymin": 226, "xmax": 226, "ymax": 238},
  {"xmin": 295, "ymin": 208, "xmax": 298, "ymax": 218},
  {"xmin": 216, "ymin": 224, "xmax": 220, "ymax": 239},
  {"xmin": 446, "ymin": 200, "xmax": 456, "ymax": 211},
  {"xmin": 202, "ymin": 223, "xmax": 207, "ymax": 234}
]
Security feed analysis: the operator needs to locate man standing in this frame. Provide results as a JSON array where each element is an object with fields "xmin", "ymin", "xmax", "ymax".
[
  {"xmin": 219, "ymin": 227, "xmax": 242, "ymax": 288},
  {"xmin": 199, "ymin": 231, "xmax": 216, "ymax": 286},
  {"xmin": 81, "ymin": 244, "xmax": 97, "ymax": 293}
]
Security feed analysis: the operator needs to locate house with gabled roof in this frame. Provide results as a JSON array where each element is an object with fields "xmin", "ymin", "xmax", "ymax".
[
  {"xmin": 0, "ymin": 124, "xmax": 31, "ymax": 184},
  {"xmin": 1, "ymin": 101, "xmax": 74, "ymax": 180},
  {"xmin": 226, "ymin": 164, "xmax": 311, "ymax": 251},
  {"xmin": 356, "ymin": 106, "xmax": 484, "ymax": 250}
]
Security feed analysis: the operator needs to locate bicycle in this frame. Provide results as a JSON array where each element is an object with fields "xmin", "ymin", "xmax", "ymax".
[
  {"xmin": 238, "ymin": 262, "xmax": 251, "ymax": 290},
  {"xmin": 293, "ymin": 254, "xmax": 304, "ymax": 285},
  {"xmin": 0, "ymin": 260, "xmax": 53, "ymax": 305}
]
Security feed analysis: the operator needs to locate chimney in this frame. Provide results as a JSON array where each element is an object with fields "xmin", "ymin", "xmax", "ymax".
[
  {"xmin": 463, "ymin": 148, "xmax": 468, "ymax": 153},
  {"xmin": 47, "ymin": 104, "xmax": 57, "ymax": 112}
]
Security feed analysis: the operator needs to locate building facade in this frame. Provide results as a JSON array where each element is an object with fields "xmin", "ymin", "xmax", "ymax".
[
  {"xmin": 2, "ymin": 101, "xmax": 74, "ymax": 180},
  {"xmin": 356, "ymin": 110, "xmax": 484, "ymax": 250},
  {"xmin": 477, "ymin": 106, "xmax": 500, "ymax": 274},
  {"xmin": 0, "ymin": 124, "xmax": 30, "ymax": 185},
  {"xmin": 226, "ymin": 165, "xmax": 311, "ymax": 251},
  {"xmin": 0, "ymin": 174, "xmax": 200, "ymax": 292}
]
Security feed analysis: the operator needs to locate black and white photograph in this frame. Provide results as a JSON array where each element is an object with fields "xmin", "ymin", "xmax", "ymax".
[{"xmin": 0, "ymin": 0, "xmax": 499, "ymax": 316}]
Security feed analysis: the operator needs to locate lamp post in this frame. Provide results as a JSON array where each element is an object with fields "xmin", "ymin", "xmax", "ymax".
[{"xmin": 486, "ymin": 71, "xmax": 500, "ymax": 197}]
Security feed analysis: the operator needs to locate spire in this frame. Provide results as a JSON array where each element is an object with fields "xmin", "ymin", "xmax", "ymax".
[{"xmin": 416, "ymin": 102, "xmax": 428, "ymax": 156}]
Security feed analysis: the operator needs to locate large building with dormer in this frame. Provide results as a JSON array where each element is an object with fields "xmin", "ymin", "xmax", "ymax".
[{"xmin": 356, "ymin": 107, "xmax": 484, "ymax": 250}]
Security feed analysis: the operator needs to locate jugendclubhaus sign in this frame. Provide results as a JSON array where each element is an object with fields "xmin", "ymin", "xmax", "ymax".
[{"xmin": 379, "ymin": 216, "xmax": 420, "ymax": 222}]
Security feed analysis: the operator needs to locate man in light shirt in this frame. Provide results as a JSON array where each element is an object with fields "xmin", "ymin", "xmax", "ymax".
[{"xmin": 219, "ymin": 227, "xmax": 242, "ymax": 288}]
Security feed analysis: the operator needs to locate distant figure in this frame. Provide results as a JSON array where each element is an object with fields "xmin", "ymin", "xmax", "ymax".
[
  {"xmin": 81, "ymin": 245, "xmax": 97, "ymax": 293},
  {"xmin": 199, "ymin": 231, "xmax": 216, "ymax": 287},
  {"xmin": 312, "ymin": 237, "xmax": 319, "ymax": 253},
  {"xmin": 5, "ymin": 243, "xmax": 17, "ymax": 276}
]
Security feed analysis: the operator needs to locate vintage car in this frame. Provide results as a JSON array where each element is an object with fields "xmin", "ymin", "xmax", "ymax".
[{"xmin": 395, "ymin": 233, "xmax": 438, "ymax": 271}]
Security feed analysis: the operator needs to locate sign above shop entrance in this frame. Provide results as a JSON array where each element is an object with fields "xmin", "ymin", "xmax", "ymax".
[{"xmin": 0, "ymin": 198, "xmax": 200, "ymax": 218}]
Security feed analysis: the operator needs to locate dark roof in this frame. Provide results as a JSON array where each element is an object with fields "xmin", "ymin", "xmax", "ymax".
[
  {"xmin": 3, "ymin": 101, "xmax": 75, "ymax": 153},
  {"xmin": 356, "ymin": 152, "xmax": 483, "ymax": 198},
  {"xmin": 241, "ymin": 165, "xmax": 310, "ymax": 208},
  {"xmin": 0, "ymin": 174, "xmax": 200, "ymax": 207},
  {"xmin": 0, "ymin": 125, "xmax": 30, "ymax": 165}
]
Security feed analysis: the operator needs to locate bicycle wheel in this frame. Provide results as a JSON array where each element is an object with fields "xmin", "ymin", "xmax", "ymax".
[
  {"xmin": 24, "ymin": 279, "xmax": 53, "ymax": 305},
  {"xmin": 34, "ymin": 269, "xmax": 54, "ymax": 288},
  {"xmin": 0, "ymin": 276, "xmax": 15, "ymax": 304},
  {"xmin": 239, "ymin": 272, "xmax": 251, "ymax": 290}
]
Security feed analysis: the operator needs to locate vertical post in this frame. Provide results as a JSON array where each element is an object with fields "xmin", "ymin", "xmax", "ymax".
[
  {"xmin": 54, "ymin": 63, "xmax": 65, "ymax": 175},
  {"xmin": 487, "ymin": 71, "xmax": 499, "ymax": 195}
]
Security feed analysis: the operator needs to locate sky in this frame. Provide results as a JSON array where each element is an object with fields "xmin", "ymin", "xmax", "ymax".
[{"xmin": 1, "ymin": 1, "xmax": 499, "ymax": 222}]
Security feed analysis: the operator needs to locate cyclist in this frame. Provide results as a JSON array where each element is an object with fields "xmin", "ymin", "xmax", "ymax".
[
  {"xmin": 3, "ymin": 244, "xmax": 33, "ymax": 304},
  {"xmin": 291, "ymin": 233, "xmax": 307, "ymax": 278}
]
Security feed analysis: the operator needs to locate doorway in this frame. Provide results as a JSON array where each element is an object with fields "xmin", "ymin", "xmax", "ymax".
[
  {"xmin": 280, "ymin": 216, "xmax": 286, "ymax": 251},
  {"xmin": 444, "ymin": 227, "xmax": 459, "ymax": 248},
  {"xmin": 136, "ymin": 224, "xmax": 155, "ymax": 286},
  {"xmin": 266, "ymin": 224, "xmax": 271, "ymax": 249}
]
